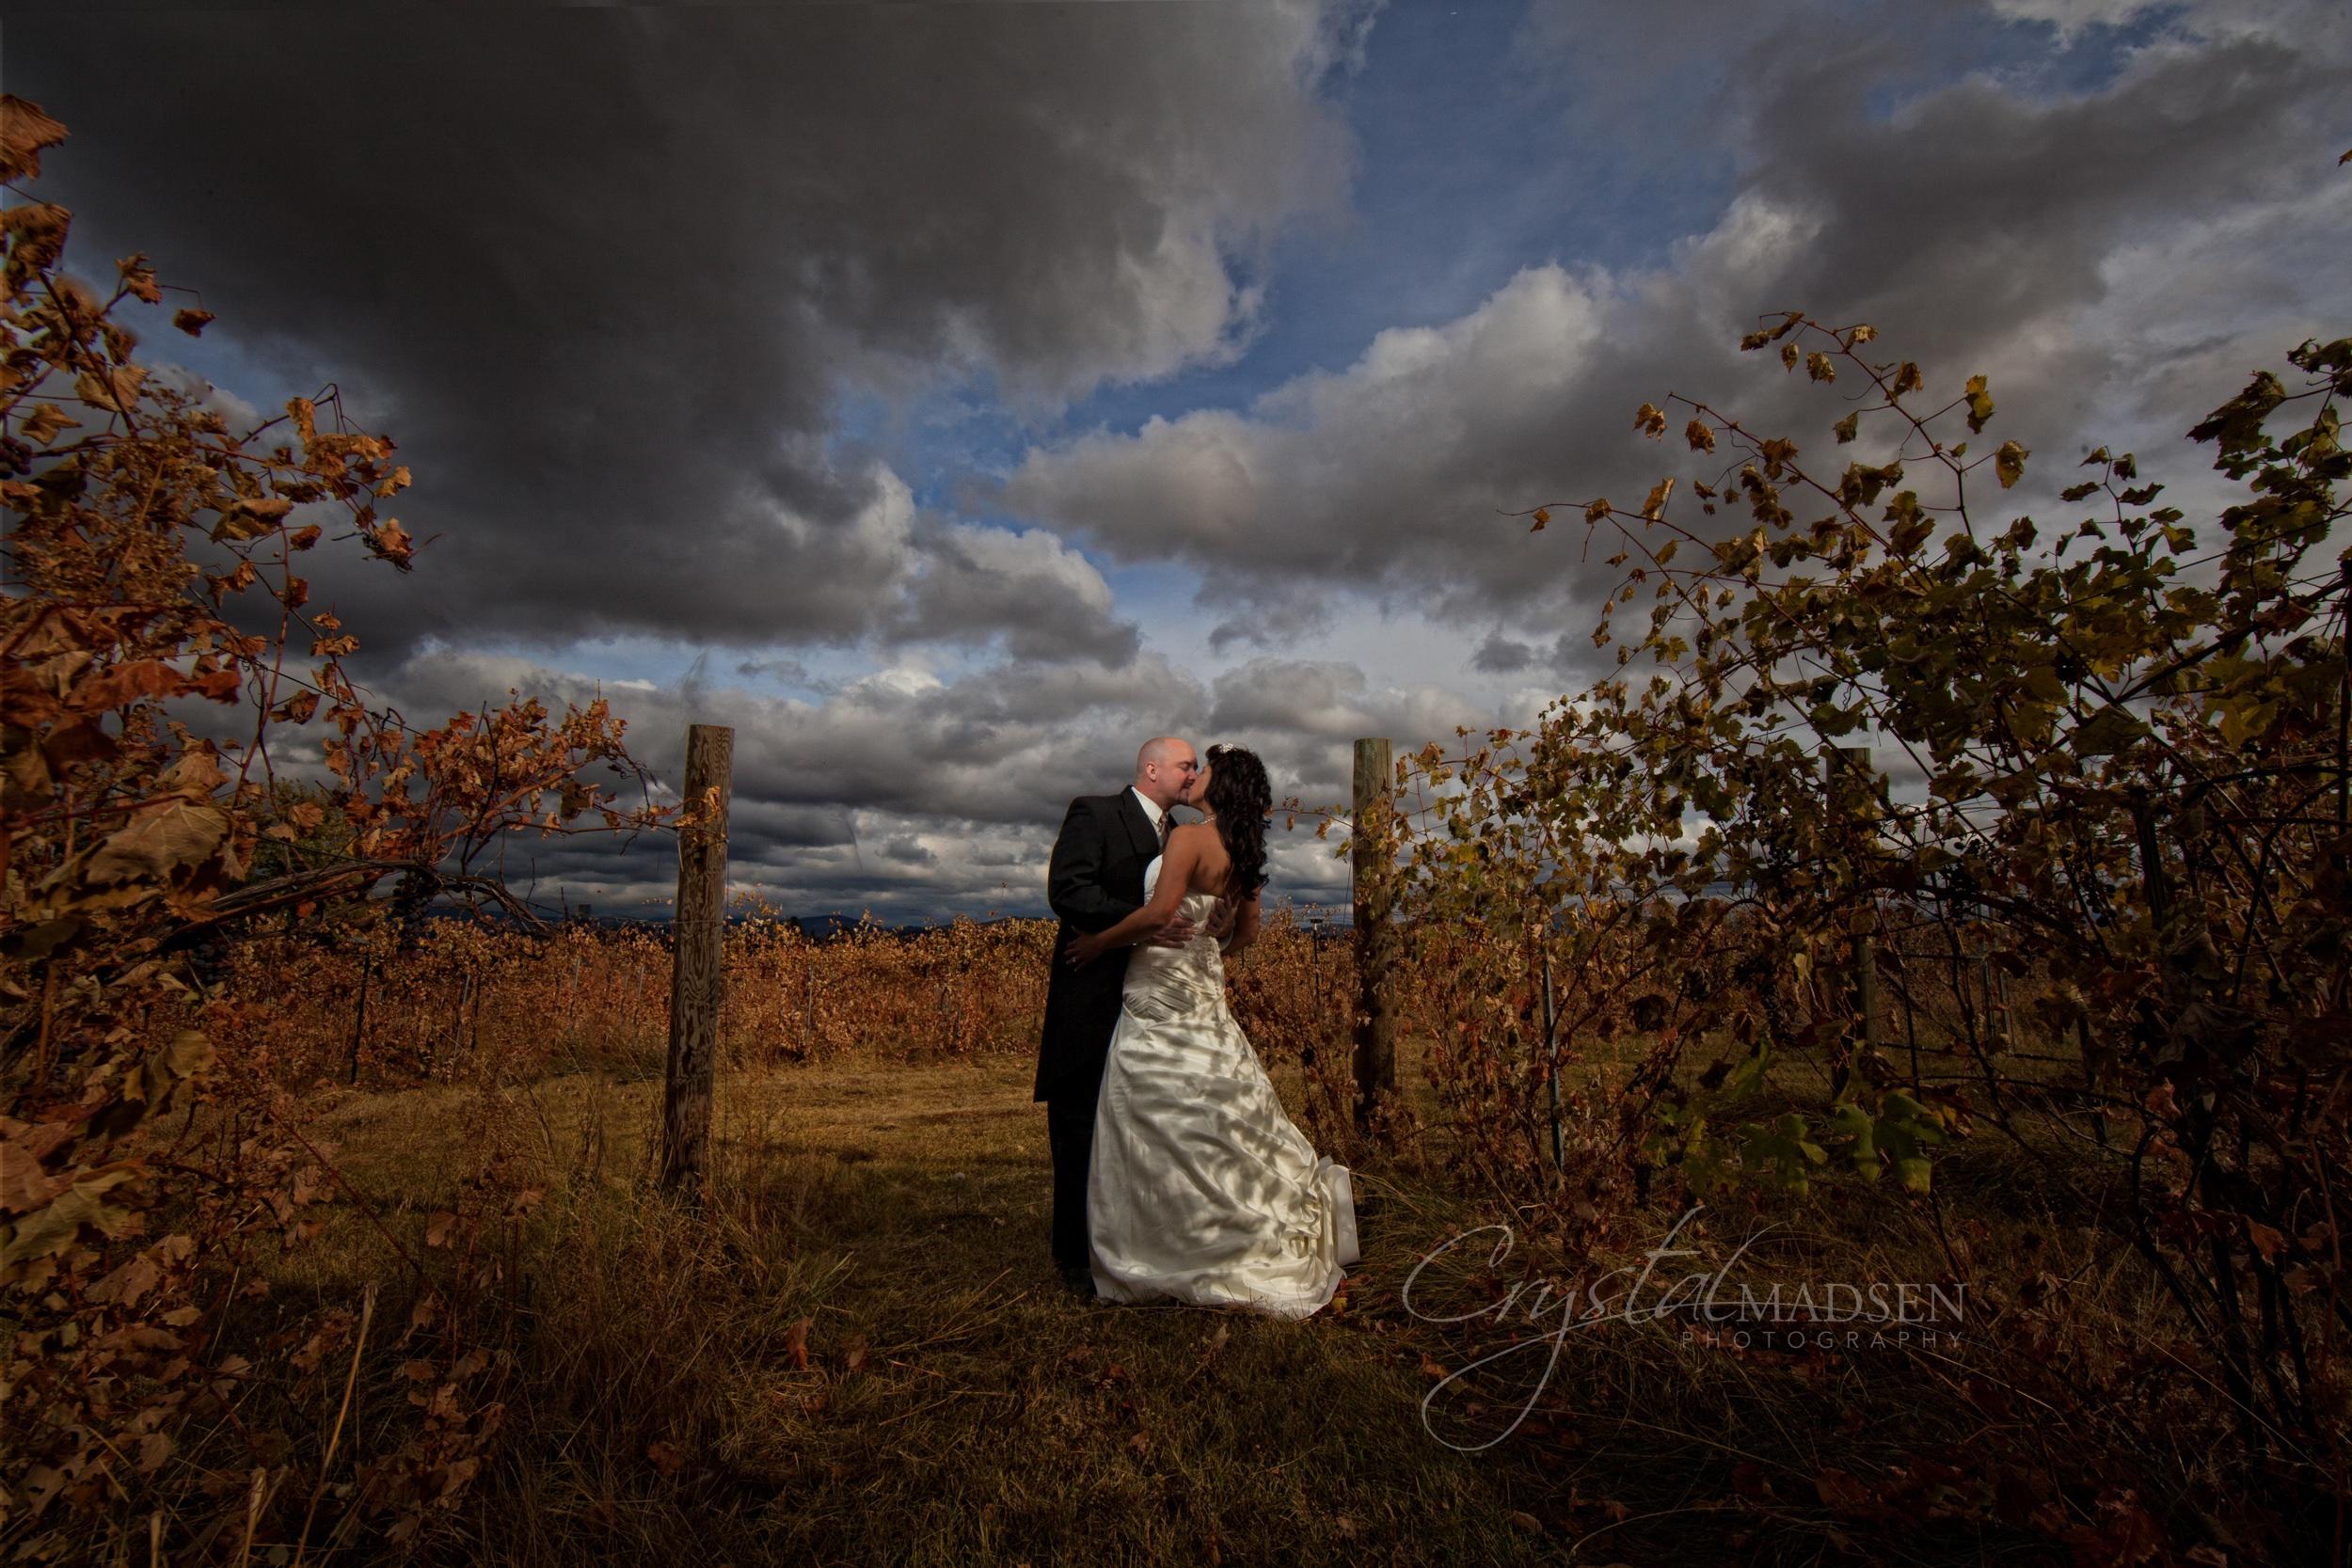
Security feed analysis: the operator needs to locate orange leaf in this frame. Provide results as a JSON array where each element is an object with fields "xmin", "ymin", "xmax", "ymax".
[
  {"xmin": 0, "ymin": 95, "xmax": 69, "ymax": 182},
  {"xmin": 83, "ymin": 798, "xmax": 230, "ymax": 886},
  {"xmin": 70, "ymin": 658, "xmax": 190, "ymax": 713}
]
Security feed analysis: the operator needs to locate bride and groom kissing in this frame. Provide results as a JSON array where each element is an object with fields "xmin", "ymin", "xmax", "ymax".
[{"xmin": 1034, "ymin": 736, "xmax": 1361, "ymax": 1318}]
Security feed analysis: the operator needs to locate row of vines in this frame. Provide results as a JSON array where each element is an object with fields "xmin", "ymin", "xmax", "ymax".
[{"xmin": 1346, "ymin": 284, "xmax": 2351, "ymax": 1560}]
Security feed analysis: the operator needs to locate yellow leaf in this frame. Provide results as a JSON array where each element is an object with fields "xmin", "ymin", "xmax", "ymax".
[
  {"xmin": 1994, "ymin": 440, "xmax": 2028, "ymax": 489},
  {"xmin": 1964, "ymin": 374, "xmax": 1995, "ymax": 434},
  {"xmin": 1633, "ymin": 403, "xmax": 1666, "ymax": 437},
  {"xmin": 72, "ymin": 365, "xmax": 147, "ymax": 415},
  {"xmin": 1640, "ymin": 477, "xmax": 1676, "ymax": 520},
  {"xmin": 21, "ymin": 402, "xmax": 80, "ymax": 445}
]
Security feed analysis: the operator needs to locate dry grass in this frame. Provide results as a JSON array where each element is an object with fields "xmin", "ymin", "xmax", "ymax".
[
  {"xmin": 232, "ymin": 1006, "xmax": 2253, "ymax": 1567},
  {"xmin": 268, "ymin": 1046, "xmax": 1574, "ymax": 1566}
]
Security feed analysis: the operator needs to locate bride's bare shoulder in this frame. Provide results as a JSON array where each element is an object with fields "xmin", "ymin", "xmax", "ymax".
[{"xmin": 1179, "ymin": 822, "xmax": 1227, "ymax": 854}]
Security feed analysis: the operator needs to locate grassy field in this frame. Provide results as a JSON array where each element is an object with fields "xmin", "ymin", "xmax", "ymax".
[
  {"xmin": 243, "ymin": 1026, "xmax": 2203, "ymax": 1568},
  {"xmin": 274, "ymin": 1045, "xmax": 1594, "ymax": 1566}
]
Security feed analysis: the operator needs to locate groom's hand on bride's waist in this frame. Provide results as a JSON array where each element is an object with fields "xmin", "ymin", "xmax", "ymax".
[
  {"xmin": 1146, "ymin": 910, "xmax": 1199, "ymax": 947},
  {"xmin": 1062, "ymin": 909, "xmax": 1198, "ymax": 969}
]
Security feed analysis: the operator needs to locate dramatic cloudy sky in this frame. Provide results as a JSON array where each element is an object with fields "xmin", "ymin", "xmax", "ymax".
[{"xmin": 9, "ymin": 0, "xmax": 2348, "ymax": 921}]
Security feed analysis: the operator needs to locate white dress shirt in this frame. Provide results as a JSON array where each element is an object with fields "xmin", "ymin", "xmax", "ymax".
[{"xmin": 1129, "ymin": 784, "xmax": 1167, "ymax": 839}]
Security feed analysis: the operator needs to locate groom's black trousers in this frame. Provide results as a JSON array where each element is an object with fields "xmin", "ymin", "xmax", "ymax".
[
  {"xmin": 1037, "ymin": 789, "xmax": 1160, "ymax": 1272},
  {"xmin": 1045, "ymin": 1062, "xmax": 1106, "ymax": 1270}
]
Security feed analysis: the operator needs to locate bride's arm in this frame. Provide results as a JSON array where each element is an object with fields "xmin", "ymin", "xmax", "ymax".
[
  {"xmin": 1064, "ymin": 832, "xmax": 1195, "ymax": 966},
  {"xmin": 1220, "ymin": 893, "xmax": 1263, "ymax": 958}
]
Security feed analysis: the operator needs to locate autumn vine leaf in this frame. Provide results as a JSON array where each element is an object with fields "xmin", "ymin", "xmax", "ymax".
[
  {"xmin": 1994, "ymin": 440, "xmax": 2029, "ymax": 488},
  {"xmin": 1963, "ymin": 372, "xmax": 1995, "ymax": 433}
]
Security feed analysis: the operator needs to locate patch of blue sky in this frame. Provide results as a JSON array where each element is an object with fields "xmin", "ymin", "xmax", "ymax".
[{"xmin": 1096, "ymin": 561, "xmax": 1214, "ymax": 659}]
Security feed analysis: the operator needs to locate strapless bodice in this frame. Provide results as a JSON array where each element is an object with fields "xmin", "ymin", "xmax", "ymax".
[{"xmin": 1120, "ymin": 887, "xmax": 1226, "ymax": 1021}]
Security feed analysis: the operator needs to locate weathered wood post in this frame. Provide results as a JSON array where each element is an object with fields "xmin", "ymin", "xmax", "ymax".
[
  {"xmin": 661, "ymin": 723, "xmax": 733, "ymax": 1196},
  {"xmin": 1829, "ymin": 746, "xmax": 1882, "ymax": 1082},
  {"xmin": 1352, "ymin": 737, "xmax": 1397, "ymax": 1132}
]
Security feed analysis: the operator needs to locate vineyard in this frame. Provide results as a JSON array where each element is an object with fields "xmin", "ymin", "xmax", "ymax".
[{"xmin": 6, "ymin": 92, "xmax": 2348, "ymax": 1565}]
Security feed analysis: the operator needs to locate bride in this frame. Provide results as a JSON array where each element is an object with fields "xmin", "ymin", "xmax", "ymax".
[{"xmin": 1063, "ymin": 743, "xmax": 1361, "ymax": 1318}]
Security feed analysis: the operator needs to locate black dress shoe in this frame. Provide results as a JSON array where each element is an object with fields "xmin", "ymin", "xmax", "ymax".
[{"xmin": 1057, "ymin": 1262, "xmax": 1096, "ymax": 1298}]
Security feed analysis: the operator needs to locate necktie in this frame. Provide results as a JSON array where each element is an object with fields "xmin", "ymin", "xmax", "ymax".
[{"xmin": 1158, "ymin": 811, "xmax": 1173, "ymax": 852}]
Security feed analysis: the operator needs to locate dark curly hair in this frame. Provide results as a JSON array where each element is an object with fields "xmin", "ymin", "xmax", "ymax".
[{"xmin": 1201, "ymin": 743, "xmax": 1272, "ymax": 900}]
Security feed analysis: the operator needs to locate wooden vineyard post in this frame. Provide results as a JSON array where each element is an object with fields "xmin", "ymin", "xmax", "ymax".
[
  {"xmin": 1352, "ymin": 737, "xmax": 1397, "ymax": 1133},
  {"xmin": 1829, "ymin": 746, "xmax": 1882, "ymax": 1083},
  {"xmin": 661, "ymin": 723, "xmax": 733, "ymax": 1197}
]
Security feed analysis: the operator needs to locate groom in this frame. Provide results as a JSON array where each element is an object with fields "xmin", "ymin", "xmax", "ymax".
[{"xmin": 1036, "ymin": 736, "xmax": 1205, "ymax": 1293}]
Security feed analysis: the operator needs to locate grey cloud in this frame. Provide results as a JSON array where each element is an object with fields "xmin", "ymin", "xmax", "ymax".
[
  {"xmin": 1472, "ymin": 633, "xmax": 1535, "ymax": 673},
  {"xmin": 1204, "ymin": 657, "xmax": 1493, "ymax": 808},
  {"xmin": 15, "ymin": 2, "xmax": 1365, "ymax": 661},
  {"xmin": 890, "ymin": 523, "xmax": 1139, "ymax": 666},
  {"xmin": 345, "ymin": 641, "xmax": 1477, "ymax": 919}
]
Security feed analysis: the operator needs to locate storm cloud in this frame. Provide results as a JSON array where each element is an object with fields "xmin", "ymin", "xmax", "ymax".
[
  {"xmin": 1004, "ymin": 0, "xmax": 2352, "ymax": 673},
  {"xmin": 17, "ymin": 1, "xmax": 1370, "ymax": 658},
  {"xmin": 11, "ymin": 0, "xmax": 2347, "ymax": 921}
]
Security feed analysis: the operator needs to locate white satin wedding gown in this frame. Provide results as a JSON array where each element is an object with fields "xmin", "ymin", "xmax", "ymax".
[{"xmin": 1088, "ymin": 858, "xmax": 1361, "ymax": 1318}]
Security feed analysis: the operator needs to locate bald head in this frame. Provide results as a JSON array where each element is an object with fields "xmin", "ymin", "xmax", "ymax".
[{"xmin": 1133, "ymin": 736, "xmax": 1200, "ymax": 811}]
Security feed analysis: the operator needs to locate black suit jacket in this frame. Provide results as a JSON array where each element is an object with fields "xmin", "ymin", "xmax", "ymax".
[{"xmin": 1034, "ymin": 789, "xmax": 1162, "ymax": 1102}]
